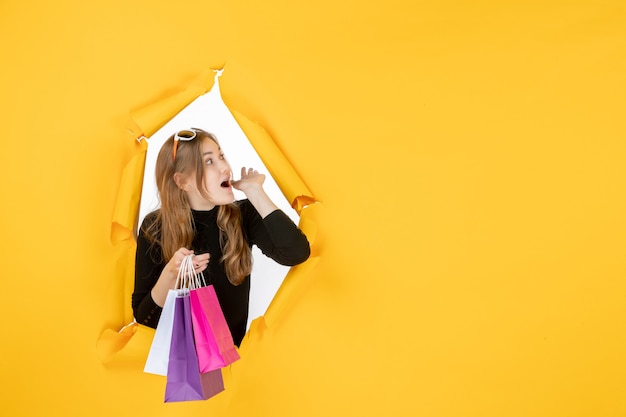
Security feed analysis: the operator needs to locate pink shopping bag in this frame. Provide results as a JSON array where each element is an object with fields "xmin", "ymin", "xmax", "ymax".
[
  {"xmin": 190, "ymin": 286, "xmax": 240, "ymax": 366},
  {"xmin": 190, "ymin": 289, "xmax": 226, "ymax": 373}
]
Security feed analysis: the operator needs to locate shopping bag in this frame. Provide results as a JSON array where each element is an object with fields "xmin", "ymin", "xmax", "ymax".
[
  {"xmin": 145, "ymin": 254, "xmax": 199, "ymax": 375},
  {"xmin": 144, "ymin": 289, "xmax": 178, "ymax": 376},
  {"xmin": 164, "ymin": 294, "xmax": 224, "ymax": 402},
  {"xmin": 189, "ymin": 290, "xmax": 226, "ymax": 373},
  {"xmin": 191, "ymin": 285, "xmax": 240, "ymax": 365}
]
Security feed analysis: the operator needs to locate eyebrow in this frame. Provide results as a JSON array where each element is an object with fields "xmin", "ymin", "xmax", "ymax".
[{"xmin": 202, "ymin": 146, "xmax": 222, "ymax": 157}]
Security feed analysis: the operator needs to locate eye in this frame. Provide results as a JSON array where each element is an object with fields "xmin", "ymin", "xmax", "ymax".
[
  {"xmin": 205, "ymin": 158, "xmax": 213, "ymax": 165},
  {"xmin": 220, "ymin": 153, "xmax": 226, "ymax": 160}
]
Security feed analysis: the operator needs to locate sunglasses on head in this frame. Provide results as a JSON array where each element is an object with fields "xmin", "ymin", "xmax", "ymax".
[{"xmin": 172, "ymin": 128, "xmax": 202, "ymax": 161}]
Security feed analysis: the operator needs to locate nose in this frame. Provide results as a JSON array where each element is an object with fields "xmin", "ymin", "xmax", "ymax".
[{"xmin": 220, "ymin": 160, "xmax": 232, "ymax": 175}]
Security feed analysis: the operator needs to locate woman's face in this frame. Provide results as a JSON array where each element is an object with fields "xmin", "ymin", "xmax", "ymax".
[{"xmin": 184, "ymin": 137, "xmax": 234, "ymax": 210}]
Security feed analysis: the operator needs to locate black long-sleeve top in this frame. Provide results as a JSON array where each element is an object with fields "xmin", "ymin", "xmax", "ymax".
[{"xmin": 132, "ymin": 199, "xmax": 310, "ymax": 346}]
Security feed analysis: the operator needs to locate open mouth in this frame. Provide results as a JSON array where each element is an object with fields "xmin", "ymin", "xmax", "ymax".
[{"xmin": 220, "ymin": 180, "xmax": 231, "ymax": 188}]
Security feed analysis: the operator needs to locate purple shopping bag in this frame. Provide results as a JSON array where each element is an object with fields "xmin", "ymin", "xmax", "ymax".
[
  {"xmin": 164, "ymin": 294, "xmax": 224, "ymax": 403},
  {"xmin": 190, "ymin": 286, "xmax": 240, "ymax": 366}
]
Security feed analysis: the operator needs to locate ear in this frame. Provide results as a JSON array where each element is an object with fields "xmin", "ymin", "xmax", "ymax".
[{"xmin": 173, "ymin": 172, "xmax": 190, "ymax": 191}]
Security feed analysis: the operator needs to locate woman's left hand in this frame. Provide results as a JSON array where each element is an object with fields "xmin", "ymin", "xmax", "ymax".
[
  {"xmin": 231, "ymin": 167, "xmax": 266, "ymax": 194},
  {"xmin": 231, "ymin": 167, "xmax": 278, "ymax": 218}
]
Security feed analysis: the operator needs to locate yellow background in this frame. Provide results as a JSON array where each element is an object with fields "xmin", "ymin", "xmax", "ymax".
[{"xmin": 1, "ymin": 1, "xmax": 625, "ymax": 416}]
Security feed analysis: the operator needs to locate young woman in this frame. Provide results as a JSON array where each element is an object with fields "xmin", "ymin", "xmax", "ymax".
[{"xmin": 132, "ymin": 128, "xmax": 310, "ymax": 346}]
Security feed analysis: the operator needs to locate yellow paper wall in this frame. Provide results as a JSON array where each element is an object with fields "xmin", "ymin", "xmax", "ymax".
[{"xmin": 1, "ymin": 1, "xmax": 625, "ymax": 416}]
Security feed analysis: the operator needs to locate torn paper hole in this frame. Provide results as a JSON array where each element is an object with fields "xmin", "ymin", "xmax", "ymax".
[{"xmin": 137, "ymin": 72, "xmax": 301, "ymax": 331}]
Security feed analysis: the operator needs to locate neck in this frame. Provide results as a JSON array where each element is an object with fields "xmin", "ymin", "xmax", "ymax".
[{"xmin": 186, "ymin": 190, "xmax": 216, "ymax": 211}]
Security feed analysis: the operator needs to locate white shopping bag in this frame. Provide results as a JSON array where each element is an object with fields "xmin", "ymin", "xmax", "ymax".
[{"xmin": 143, "ymin": 289, "xmax": 178, "ymax": 375}]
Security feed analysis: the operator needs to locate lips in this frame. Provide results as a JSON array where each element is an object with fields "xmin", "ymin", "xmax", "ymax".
[{"xmin": 220, "ymin": 180, "xmax": 231, "ymax": 188}]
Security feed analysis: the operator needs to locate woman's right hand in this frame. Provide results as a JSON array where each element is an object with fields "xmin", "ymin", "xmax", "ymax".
[
  {"xmin": 166, "ymin": 247, "xmax": 210, "ymax": 277},
  {"xmin": 151, "ymin": 248, "xmax": 210, "ymax": 306}
]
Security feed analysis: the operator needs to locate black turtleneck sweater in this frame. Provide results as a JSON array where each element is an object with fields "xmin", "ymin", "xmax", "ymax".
[{"xmin": 132, "ymin": 199, "xmax": 310, "ymax": 346}]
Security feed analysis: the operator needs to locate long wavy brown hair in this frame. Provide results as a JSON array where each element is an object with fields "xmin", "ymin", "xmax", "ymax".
[{"xmin": 142, "ymin": 129, "xmax": 252, "ymax": 285}]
